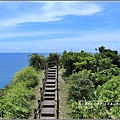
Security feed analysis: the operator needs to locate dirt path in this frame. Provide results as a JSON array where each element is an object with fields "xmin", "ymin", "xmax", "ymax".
[{"xmin": 59, "ymin": 69, "xmax": 71, "ymax": 119}]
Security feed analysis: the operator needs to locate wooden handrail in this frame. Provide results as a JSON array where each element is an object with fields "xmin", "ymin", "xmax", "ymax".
[
  {"xmin": 34, "ymin": 100, "xmax": 42, "ymax": 119},
  {"xmin": 34, "ymin": 60, "xmax": 59, "ymax": 119}
]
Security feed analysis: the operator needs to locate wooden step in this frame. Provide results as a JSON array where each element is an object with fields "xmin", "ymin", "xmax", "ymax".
[
  {"xmin": 48, "ymin": 69, "xmax": 56, "ymax": 72},
  {"xmin": 44, "ymin": 92, "xmax": 55, "ymax": 96},
  {"xmin": 46, "ymin": 79, "xmax": 56, "ymax": 81},
  {"xmin": 50, "ymin": 66, "xmax": 57, "ymax": 69},
  {"xmin": 46, "ymin": 80, "xmax": 56, "ymax": 84},
  {"xmin": 47, "ymin": 77, "xmax": 56, "ymax": 80},
  {"xmin": 43, "ymin": 96, "xmax": 55, "ymax": 100},
  {"xmin": 40, "ymin": 117, "xmax": 54, "ymax": 119},
  {"xmin": 45, "ymin": 87, "xmax": 56, "ymax": 92},
  {"xmin": 47, "ymin": 70, "xmax": 56, "ymax": 74},
  {"xmin": 42, "ymin": 100, "xmax": 55, "ymax": 108},
  {"xmin": 47, "ymin": 75, "xmax": 56, "ymax": 77},
  {"xmin": 47, "ymin": 74, "xmax": 56, "ymax": 77},
  {"xmin": 47, "ymin": 74, "xmax": 56, "ymax": 76},
  {"xmin": 41, "ymin": 108, "xmax": 55, "ymax": 117},
  {"xmin": 46, "ymin": 84, "xmax": 55, "ymax": 88},
  {"xmin": 48, "ymin": 71, "xmax": 56, "ymax": 73}
]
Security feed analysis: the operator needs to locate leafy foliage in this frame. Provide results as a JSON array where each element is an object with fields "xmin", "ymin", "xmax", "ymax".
[
  {"xmin": 96, "ymin": 76, "xmax": 120, "ymax": 118},
  {"xmin": 60, "ymin": 46, "xmax": 120, "ymax": 119},
  {"xmin": 46, "ymin": 53, "xmax": 60, "ymax": 67},
  {"xmin": 47, "ymin": 53, "xmax": 60, "ymax": 62},
  {"xmin": 69, "ymin": 100, "xmax": 110, "ymax": 119},
  {"xmin": 12, "ymin": 67, "xmax": 39, "ymax": 88},
  {"xmin": 60, "ymin": 51, "xmax": 94, "ymax": 76},
  {"xmin": 0, "ymin": 67, "xmax": 40, "ymax": 119},
  {"xmin": 28, "ymin": 53, "xmax": 46, "ymax": 70},
  {"xmin": 65, "ymin": 70, "xmax": 95, "ymax": 102}
]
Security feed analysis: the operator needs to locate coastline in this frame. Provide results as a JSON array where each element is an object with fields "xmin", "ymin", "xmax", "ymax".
[{"xmin": 0, "ymin": 53, "xmax": 50, "ymax": 89}]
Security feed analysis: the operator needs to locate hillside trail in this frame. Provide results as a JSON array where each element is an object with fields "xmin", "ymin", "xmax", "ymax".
[
  {"xmin": 29, "ymin": 69, "xmax": 71, "ymax": 119},
  {"xmin": 59, "ymin": 69, "xmax": 71, "ymax": 119}
]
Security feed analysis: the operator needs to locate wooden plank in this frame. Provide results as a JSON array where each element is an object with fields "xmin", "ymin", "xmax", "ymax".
[
  {"xmin": 45, "ymin": 88, "xmax": 56, "ymax": 92},
  {"xmin": 46, "ymin": 79, "xmax": 56, "ymax": 81},
  {"xmin": 43, "ymin": 96, "xmax": 55, "ymax": 100},
  {"xmin": 46, "ymin": 84, "xmax": 55, "ymax": 87},
  {"xmin": 47, "ymin": 75, "xmax": 56, "ymax": 77},
  {"xmin": 45, "ymin": 87, "xmax": 56, "ymax": 91},
  {"xmin": 47, "ymin": 77, "xmax": 56, "ymax": 80},
  {"xmin": 48, "ymin": 69, "xmax": 56, "ymax": 72},
  {"xmin": 41, "ymin": 108, "xmax": 55, "ymax": 114},
  {"xmin": 40, "ymin": 117, "xmax": 55, "ymax": 119},
  {"xmin": 46, "ymin": 82, "xmax": 56, "ymax": 84},
  {"xmin": 47, "ymin": 70, "xmax": 56, "ymax": 74},
  {"xmin": 50, "ymin": 66, "xmax": 57, "ymax": 69},
  {"xmin": 44, "ymin": 92, "xmax": 55, "ymax": 96},
  {"xmin": 43, "ymin": 100, "xmax": 55, "ymax": 105}
]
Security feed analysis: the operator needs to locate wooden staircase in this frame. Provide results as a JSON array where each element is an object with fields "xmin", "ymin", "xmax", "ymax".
[{"xmin": 34, "ymin": 61, "xmax": 59, "ymax": 119}]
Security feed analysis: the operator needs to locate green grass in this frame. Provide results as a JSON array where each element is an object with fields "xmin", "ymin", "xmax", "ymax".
[
  {"xmin": 29, "ymin": 70, "xmax": 44, "ymax": 118},
  {"xmin": 59, "ymin": 69, "xmax": 71, "ymax": 119}
]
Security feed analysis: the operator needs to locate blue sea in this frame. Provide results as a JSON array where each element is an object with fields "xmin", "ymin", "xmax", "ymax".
[{"xmin": 0, "ymin": 53, "xmax": 49, "ymax": 89}]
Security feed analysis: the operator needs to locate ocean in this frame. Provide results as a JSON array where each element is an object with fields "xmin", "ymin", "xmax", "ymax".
[{"xmin": 0, "ymin": 53, "xmax": 49, "ymax": 89}]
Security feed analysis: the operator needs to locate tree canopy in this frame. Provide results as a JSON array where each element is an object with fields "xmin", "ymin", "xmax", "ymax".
[{"xmin": 60, "ymin": 46, "xmax": 120, "ymax": 119}]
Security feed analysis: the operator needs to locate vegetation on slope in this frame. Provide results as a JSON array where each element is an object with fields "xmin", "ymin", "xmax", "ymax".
[
  {"xmin": 0, "ymin": 67, "xmax": 41, "ymax": 119},
  {"xmin": 60, "ymin": 46, "xmax": 120, "ymax": 119},
  {"xmin": 0, "ymin": 52, "xmax": 60, "ymax": 119},
  {"xmin": 0, "ymin": 47, "xmax": 120, "ymax": 119}
]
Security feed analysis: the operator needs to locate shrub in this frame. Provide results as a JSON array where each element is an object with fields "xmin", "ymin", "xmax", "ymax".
[{"xmin": 0, "ymin": 67, "xmax": 40, "ymax": 119}]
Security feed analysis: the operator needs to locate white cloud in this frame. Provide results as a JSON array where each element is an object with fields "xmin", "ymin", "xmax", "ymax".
[
  {"xmin": 47, "ymin": 47, "xmax": 55, "ymax": 50},
  {"xmin": 3, "ymin": 46, "xmax": 20, "ymax": 50},
  {"xmin": 6, "ymin": 47, "xmax": 11, "ymax": 49},
  {"xmin": 42, "ymin": 1, "xmax": 101, "ymax": 16},
  {"xmin": 13, "ymin": 47, "xmax": 20, "ymax": 50},
  {"xmin": 0, "ymin": 1, "xmax": 102, "ymax": 28},
  {"xmin": 0, "ymin": 30, "xmax": 74, "ymax": 39},
  {"xmin": 38, "ymin": 47, "xmax": 44, "ymax": 50}
]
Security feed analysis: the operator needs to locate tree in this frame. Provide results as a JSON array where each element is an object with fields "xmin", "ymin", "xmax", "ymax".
[
  {"xmin": 96, "ymin": 76, "xmax": 120, "ymax": 118},
  {"xmin": 28, "ymin": 53, "xmax": 46, "ymax": 70},
  {"xmin": 66, "ymin": 70, "xmax": 95, "ymax": 102},
  {"xmin": 47, "ymin": 53, "xmax": 60, "ymax": 67},
  {"xmin": 69, "ymin": 100, "xmax": 109, "ymax": 119},
  {"xmin": 97, "ymin": 46, "xmax": 120, "ymax": 67},
  {"xmin": 98, "ymin": 46, "xmax": 105, "ymax": 53}
]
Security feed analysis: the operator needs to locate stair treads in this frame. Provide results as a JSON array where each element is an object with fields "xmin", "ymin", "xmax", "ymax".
[
  {"xmin": 43, "ymin": 96, "xmax": 55, "ymax": 100},
  {"xmin": 46, "ymin": 84, "xmax": 55, "ymax": 87},
  {"xmin": 42, "ymin": 100, "xmax": 55, "ymax": 106},
  {"xmin": 41, "ymin": 108, "xmax": 55, "ymax": 115},
  {"xmin": 40, "ymin": 117, "xmax": 55, "ymax": 119}
]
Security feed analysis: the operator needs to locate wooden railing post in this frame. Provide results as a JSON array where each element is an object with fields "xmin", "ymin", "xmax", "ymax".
[
  {"xmin": 38, "ymin": 100, "xmax": 41, "ymax": 119},
  {"xmin": 34, "ymin": 109, "xmax": 37, "ymax": 119},
  {"xmin": 56, "ymin": 60, "xmax": 59, "ymax": 119},
  {"xmin": 40, "ymin": 87, "xmax": 43, "ymax": 101}
]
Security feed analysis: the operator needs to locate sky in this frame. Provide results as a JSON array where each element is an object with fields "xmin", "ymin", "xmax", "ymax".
[{"xmin": 0, "ymin": 1, "xmax": 120, "ymax": 53}]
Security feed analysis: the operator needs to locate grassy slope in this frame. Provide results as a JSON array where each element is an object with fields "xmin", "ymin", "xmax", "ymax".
[{"xmin": 29, "ymin": 71, "xmax": 44, "ymax": 118}]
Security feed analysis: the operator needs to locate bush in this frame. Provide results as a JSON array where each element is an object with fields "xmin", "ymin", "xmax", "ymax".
[
  {"xmin": 69, "ymin": 100, "xmax": 110, "ymax": 119},
  {"xmin": 96, "ymin": 76, "xmax": 120, "ymax": 118},
  {"xmin": 12, "ymin": 67, "xmax": 39, "ymax": 88},
  {"xmin": 0, "ymin": 67, "xmax": 40, "ymax": 119},
  {"xmin": 65, "ymin": 70, "xmax": 95, "ymax": 102}
]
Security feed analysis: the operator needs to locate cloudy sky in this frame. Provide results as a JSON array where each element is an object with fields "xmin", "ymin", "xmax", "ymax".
[{"xmin": 0, "ymin": 1, "xmax": 120, "ymax": 53}]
